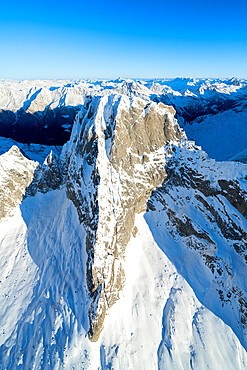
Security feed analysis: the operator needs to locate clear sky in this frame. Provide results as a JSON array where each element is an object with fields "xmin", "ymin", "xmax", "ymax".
[{"xmin": 0, "ymin": 0, "xmax": 246, "ymax": 79}]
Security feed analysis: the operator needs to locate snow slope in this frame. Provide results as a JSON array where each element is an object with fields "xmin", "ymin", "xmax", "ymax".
[
  {"xmin": 183, "ymin": 105, "xmax": 247, "ymax": 161},
  {"xmin": 0, "ymin": 200, "xmax": 246, "ymax": 369}
]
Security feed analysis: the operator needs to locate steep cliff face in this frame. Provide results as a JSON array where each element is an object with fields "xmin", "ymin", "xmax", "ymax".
[
  {"xmin": 0, "ymin": 93, "xmax": 247, "ymax": 368},
  {"xmin": 62, "ymin": 95, "xmax": 185, "ymax": 340}
]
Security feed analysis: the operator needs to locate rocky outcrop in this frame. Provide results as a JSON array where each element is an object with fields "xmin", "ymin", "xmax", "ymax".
[
  {"xmin": 0, "ymin": 146, "xmax": 37, "ymax": 220},
  {"xmin": 62, "ymin": 95, "xmax": 185, "ymax": 340},
  {"xmin": 25, "ymin": 151, "xmax": 62, "ymax": 197}
]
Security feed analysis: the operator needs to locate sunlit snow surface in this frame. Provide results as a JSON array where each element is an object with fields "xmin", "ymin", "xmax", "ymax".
[{"xmin": 0, "ymin": 202, "xmax": 246, "ymax": 368}]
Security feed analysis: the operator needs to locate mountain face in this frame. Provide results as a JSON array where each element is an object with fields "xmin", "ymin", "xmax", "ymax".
[
  {"xmin": 0, "ymin": 80, "xmax": 247, "ymax": 368},
  {"xmin": 62, "ymin": 96, "xmax": 184, "ymax": 341}
]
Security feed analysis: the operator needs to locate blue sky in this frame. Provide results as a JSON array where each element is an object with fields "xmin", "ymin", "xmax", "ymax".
[{"xmin": 0, "ymin": 0, "xmax": 246, "ymax": 79}]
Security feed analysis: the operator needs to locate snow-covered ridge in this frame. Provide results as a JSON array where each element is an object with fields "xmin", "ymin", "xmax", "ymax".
[
  {"xmin": 0, "ymin": 92, "xmax": 246, "ymax": 368},
  {"xmin": 0, "ymin": 136, "xmax": 62, "ymax": 163}
]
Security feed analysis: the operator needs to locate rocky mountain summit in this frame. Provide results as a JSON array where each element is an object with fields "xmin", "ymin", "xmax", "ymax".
[
  {"xmin": 62, "ymin": 96, "xmax": 184, "ymax": 341},
  {"xmin": 0, "ymin": 85, "xmax": 246, "ymax": 368}
]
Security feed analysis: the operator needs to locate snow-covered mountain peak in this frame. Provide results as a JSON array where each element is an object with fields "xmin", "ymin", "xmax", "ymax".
[
  {"xmin": 0, "ymin": 83, "xmax": 247, "ymax": 368},
  {"xmin": 60, "ymin": 95, "xmax": 187, "ymax": 340}
]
